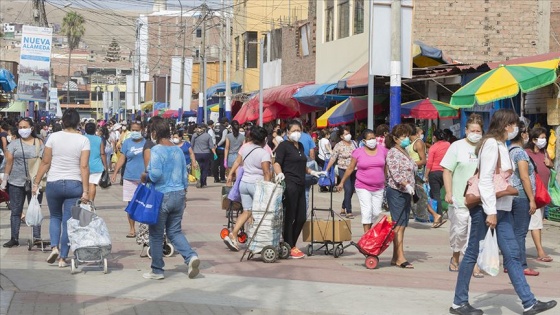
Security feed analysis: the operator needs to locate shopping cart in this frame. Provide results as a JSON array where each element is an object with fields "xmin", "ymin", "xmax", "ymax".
[
  {"xmin": 350, "ymin": 215, "xmax": 395, "ymax": 269},
  {"xmin": 136, "ymin": 223, "xmax": 175, "ymax": 258},
  {"xmin": 67, "ymin": 202, "xmax": 112, "ymax": 274},
  {"xmin": 241, "ymin": 181, "xmax": 290, "ymax": 263}
]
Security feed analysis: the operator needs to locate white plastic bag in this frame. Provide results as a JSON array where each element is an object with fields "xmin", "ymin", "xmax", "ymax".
[
  {"xmin": 25, "ymin": 195, "xmax": 43, "ymax": 226},
  {"xmin": 477, "ymin": 228, "xmax": 500, "ymax": 276}
]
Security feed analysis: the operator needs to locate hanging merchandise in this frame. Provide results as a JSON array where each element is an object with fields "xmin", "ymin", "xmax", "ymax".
[{"xmin": 547, "ymin": 129, "xmax": 556, "ymax": 160}]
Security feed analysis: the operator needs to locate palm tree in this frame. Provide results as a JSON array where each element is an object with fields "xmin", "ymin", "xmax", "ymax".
[{"xmin": 61, "ymin": 11, "xmax": 85, "ymax": 105}]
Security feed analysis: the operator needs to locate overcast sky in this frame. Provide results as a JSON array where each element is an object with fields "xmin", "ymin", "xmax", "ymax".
[{"xmin": 47, "ymin": 0, "xmax": 224, "ymax": 11}]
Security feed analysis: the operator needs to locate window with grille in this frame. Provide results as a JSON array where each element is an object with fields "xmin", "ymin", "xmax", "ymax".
[
  {"xmin": 338, "ymin": 0, "xmax": 350, "ymax": 39},
  {"xmin": 325, "ymin": 0, "xmax": 334, "ymax": 42},
  {"xmin": 196, "ymin": 28, "xmax": 202, "ymax": 38},
  {"xmin": 354, "ymin": 0, "xmax": 364, "ymax": 35}
]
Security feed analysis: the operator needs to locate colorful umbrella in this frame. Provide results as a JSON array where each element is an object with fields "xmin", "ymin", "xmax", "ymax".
[
  {"xmin": 401, "ymin": 98, "xmax": 458, "ymax": 119},
  {"xmin": 450, "ymin": 59, "xmax": 560, "ymax": 108},
  {"xmin": 316, "ymin": 95, "xmax": 386, "ymax": 128},
  {"xmin": 162, "ymin": 109, "xmax": 178, "ymax": 118}
]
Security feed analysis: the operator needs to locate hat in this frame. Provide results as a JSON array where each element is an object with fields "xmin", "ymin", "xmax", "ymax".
[{"xmin": 112, "ymin": 123, "xmax": 122, "ymax": 131}]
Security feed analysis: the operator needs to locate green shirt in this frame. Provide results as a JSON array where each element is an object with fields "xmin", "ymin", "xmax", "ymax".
[{"xmin": 439, "ymin": 139, "xmax": 478, "ymax": 208}]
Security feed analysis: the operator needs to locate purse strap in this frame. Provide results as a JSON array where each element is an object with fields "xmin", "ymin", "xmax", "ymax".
[
  {"xmin": 19, "ymin": 138, "xmax": 30, "ymax": 179},
  {"xmin": 475, "ymin": 139, "xmax": 502, "ymax": 179}
]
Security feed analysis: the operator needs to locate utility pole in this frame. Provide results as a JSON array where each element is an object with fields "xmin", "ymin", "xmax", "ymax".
[
  {"xmin": 137, "ymin": 20, "xmax": 143, "ymax": 120},
  {"xmin": 389, "ymin": 0, "xmax": 402, "ymax": 128},
  {"xmin": 33, "ymin": 0, "xmax": 49, "ymax": 27},
  {"xmin": 367, "ymin": 1, "xmax": 375, "ymax": 130},
  {"xmin": 201, "ymin": 3, "xmax": 208, "ymax": 124},
  {"xmin": 219, "ymin": 0, "xmax": 224, "ymax": 83},
  {"xmin": 258, "ymin": 39, "xmax": 264, "ymax": 127},
  {"xmin": 225, "ymin": 0, "xmax": 232, "ymax": 120},
  {"xmin": 178, "ymin": 0, "xmax": 187, "ymax": 117}
]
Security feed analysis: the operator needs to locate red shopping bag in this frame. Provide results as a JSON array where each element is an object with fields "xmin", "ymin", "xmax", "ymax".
[{"xmin": 356, "ymin": 215, "xmax": 395, "ymax": 257}]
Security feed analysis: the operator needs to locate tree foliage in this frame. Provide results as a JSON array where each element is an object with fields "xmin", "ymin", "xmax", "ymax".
[
  {"xmin": 105, "ymin": 38, "xmax": 121, "ymax": 62},
  {"xmin": 61, "ymin": 11, "xmax": 85, "ymax": 51}
]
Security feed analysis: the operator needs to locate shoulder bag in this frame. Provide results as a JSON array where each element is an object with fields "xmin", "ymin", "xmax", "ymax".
[
  {"xmin": 27, "ymin": 139, "xmax": 47, "ymax": 191},
  {"xmin": 463, "ymin": 141, "xmax": 518, "ymax": 209},
  {"xmin": 19, "ymin": 139, "xmax": 32, "ymax": 192}
]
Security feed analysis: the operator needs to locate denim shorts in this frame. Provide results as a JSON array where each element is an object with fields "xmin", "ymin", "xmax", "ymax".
[
  {"xmin": 239, "ymin": 181, "xmax": 256, "ymax": 210},
  {"xmin": 386, "ymin": 186, "xmax": 411, "ymax": 227}
]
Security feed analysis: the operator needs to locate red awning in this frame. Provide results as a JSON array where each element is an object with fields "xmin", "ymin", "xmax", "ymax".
[
  {"xmin": 346, "ymin": 63, "xmax": 368, "ymax": 88},
  {"xmin": 486, "ymin": 51, "xmax": 560, "ymax": 69},
  {"xmin": 234, "ymin": 82, "xmax": 314, "ymax": 124}
]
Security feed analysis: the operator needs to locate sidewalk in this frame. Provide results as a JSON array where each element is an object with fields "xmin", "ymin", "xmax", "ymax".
[{"xmin": 1, "ymin": 181, "xmax": 559, "ymax": 314}]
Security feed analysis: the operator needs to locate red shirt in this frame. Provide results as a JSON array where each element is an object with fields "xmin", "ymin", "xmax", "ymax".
[
  {"xmin": 526, "ymin": 149, "xmax": 551, "ymax": 184},
  {"xmin": 427, "ymin": 140, "xmax": 450, "ymax": 172}
]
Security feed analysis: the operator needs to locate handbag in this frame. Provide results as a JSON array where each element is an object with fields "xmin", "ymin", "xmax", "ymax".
[
  {"xmin": 124, "ymin": 183, "xmax": 163, "ymax": 225},
  {"xmin": 526, "ymin": 156, "xmax": 551, "ymax": 209},
  {"xmin": 548, "ymin": 169, "xmax": 560, "ymax": 206},
  {"xmin": 27, "ymin": 139, "xmax": 47, "ymax": 191},
  {"xmin": 99, "ymin": 170, "xmax": 111, "ymax": 188},
  {"xmin": 464, "ymin": 141, "xmax": 518, "ymax": 209}
]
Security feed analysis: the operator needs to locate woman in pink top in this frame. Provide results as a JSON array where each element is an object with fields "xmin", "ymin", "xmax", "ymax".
[
  {"xmin": 337, "ymin": 129, "xmax": 387, "ymax": 232},
  {"xmin": 424, "ymin": 129, "xmax": 450, "ymax": 220}
]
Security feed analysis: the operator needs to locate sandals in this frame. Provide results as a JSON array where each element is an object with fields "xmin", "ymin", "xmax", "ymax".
[
  {"xmin": 395, "ymin": 261, "xmax": 414, "ymax": 269},
  {"xmin": 449, "ymin": 258, "xmax": 459, "ymax": 272},
  {"xmin": 432, "ymin": 217, "xmax": 447, "ymax": 228},
  {"xmin": 346, "ymin": 214, "xmax": 354, "ymax": 219}
]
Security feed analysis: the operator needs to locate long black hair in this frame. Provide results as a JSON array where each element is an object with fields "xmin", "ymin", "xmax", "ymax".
[{"xmin": 231, "ymin": 120, "xmax": 240, "ymax": 138}]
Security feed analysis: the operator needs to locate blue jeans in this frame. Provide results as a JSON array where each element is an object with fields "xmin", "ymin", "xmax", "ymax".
[
  {"xmin": 453, "ymin": 206, "xmax": 536, "ymax": 309},
  {"xmin": 511, "ymin": 197, "xmax": 531, "ymax": 269},
  {"xmin": 46, "ymin": 180, "xmax": 82, "ymax": 259},
  {"xmin": 149, "ymin": 190, "xmax": 197, "ymax": 275},
  {"xmin": 338, "ymin": 168, "xmax": 356, "ymax": 213},
  {"xmin": 8, "ymin": 184, "xmax": 42, "ymax": 240}
]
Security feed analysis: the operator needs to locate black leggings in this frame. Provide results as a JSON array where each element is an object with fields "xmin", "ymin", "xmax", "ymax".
[
  {"xmin": 428, "ymin": 170, "xmax": 444, "ymax": 214},
  {"xmin": 282, "ymin": 182, "xmax": 306, "ymax": 248}
]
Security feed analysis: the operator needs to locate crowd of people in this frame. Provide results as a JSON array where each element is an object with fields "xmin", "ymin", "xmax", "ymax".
[{"xmin": 0, "ymin": 108, "xmax": 557, "ymax": 314}]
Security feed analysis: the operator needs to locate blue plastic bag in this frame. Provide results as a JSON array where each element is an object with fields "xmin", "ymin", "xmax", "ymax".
[
  {"xmin": 318, "ymin": 158, "xmax": 336, "ymax": 188},
  {"xmin": 125, "ymin": 183, "xmax": 163, "ymax": 225}
]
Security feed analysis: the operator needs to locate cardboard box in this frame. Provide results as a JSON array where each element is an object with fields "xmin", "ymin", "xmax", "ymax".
[
  {"xmin": 222, "ymin": 195, "xmax": 242, "ymax": 211},
  {"xmin": 302, "ymin": 219, "xmax": 352, "ymax": 242}
]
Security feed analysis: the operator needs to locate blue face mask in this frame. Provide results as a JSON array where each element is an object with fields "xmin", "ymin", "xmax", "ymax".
[
  {"xmin": 399, "ymin": 137, "xmax": 411, "ymax": 148},
  {"xmin": 130, "ymin": 131, "xmax": 142, "ymax": 140}
]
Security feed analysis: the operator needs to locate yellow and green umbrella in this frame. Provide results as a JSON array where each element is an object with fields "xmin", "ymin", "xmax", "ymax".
[{"xmin": 450, "ymin": 59, "xmax": 560, "ymax": 108}]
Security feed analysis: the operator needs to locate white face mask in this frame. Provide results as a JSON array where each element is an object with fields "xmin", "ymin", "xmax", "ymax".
[
  {"xmin": 536, "ymin": 138, "xmax": 547, "ymax": 149},
  {"xmin": 239, "ymin": 131, "xmax": 245, "ymax": 136},
  {"xmin": 6, "ymin": 135, "xmax": 12, "ymax": 142},
  {"xmin": 18, "ymin": 128, "xmax": 32, "ymax": 139},
  {"xmin": 172, "ymin": 138, "xmax": 180, "ymax": 144},
  {"xmin": 507, "ymin": 126, "xmax": 519, "ymax": 141},
  {"xmin": 466, "ymin": 133, "xmax": 482, "ymax": 144},
  {"xmin": 289, "ymin": 131, "xmax": 301, "ymax": 142},
  {"xmin": 343, "ymin": 134, "xmax": 352, "ymax": 142},
  {"xmin": 364, "ymin": 139, "xmax": 377, "ymax": 149}
]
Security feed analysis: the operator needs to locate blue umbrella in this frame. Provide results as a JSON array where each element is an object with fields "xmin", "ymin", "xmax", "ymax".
[{"xmin": 293, "ymin": 83, "xmax": 346, "ymax": 107}]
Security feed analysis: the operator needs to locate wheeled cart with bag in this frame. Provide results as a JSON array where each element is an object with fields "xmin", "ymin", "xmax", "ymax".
[
  {"xmin": 241, "ymin": 180, "xmax": 291, "ymax": 263},
  {"xmin": 305, "ymin": 176, "xmax": 352, "ymax": 258},
  {"xmin": 135, "ymin": 223, "xmax": 175, "ymax": 258},
  {"xmin": 219, "ymin": 185, "xmax": 247, "ymax": 244},
  {"xmin": 350, "ymin": 215, "xmax": 395, "ymax": 269},
  {"xmin": 67, "ymin": 202, "xmax": 112, "ymax": 274}
]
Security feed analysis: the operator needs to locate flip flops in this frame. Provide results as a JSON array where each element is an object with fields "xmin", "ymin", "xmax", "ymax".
[
  {"xmin": 396, "ymin": 261, "xmax": 414, "ymax": 269},
  {"xmin": 432, "ymin": 217, "xmax": 447, "ymax": 228},
  {"xmin": 536, "ymin": 256, "xmax": 553, "ymax": 262},
  {"xmin": 449, "ymin": 258, "xmax": 459, "ymax": 272}
]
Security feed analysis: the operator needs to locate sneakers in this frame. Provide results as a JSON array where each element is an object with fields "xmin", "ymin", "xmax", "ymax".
[
  {"xmin": 523, "ymin": 300, "xmax": 557, "ymax": 315},
  {"xmin": 3, "ymin": 238, "xmax": 19, "ymax": 248},
  {"xmin": 223, "ymin": 235, "xmax": 239, "ymax": 251},
  {"xmin": 188, "ymin": 256, "xmax": 200, "ymax": 279},
  {"xmin": 449, "ymin": 303, "xmax": 483, "ymax": 315},
  {"xmin": 47, "ymin": 248, "xmax": 59, "ymax": 264},
  {"xmin": 143, "ymin": 272, "xmax": 164, "ymax": 280},
  {"xmin": 290, "ymin": 247, "xmax": 305, "ymax": 259}
]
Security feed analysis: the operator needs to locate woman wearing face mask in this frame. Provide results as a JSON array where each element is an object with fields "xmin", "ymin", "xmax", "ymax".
[
  {"xmin": 385, "ymin": 124, "xmax": 417, "ymax": 269},
  {"xmin": 525, "ymin": 127, "xmax": 554, "ymax": 263},
  {"xmin": 111, "ymin": 121, "xmax": 146, "ymax": 238},
  {"xmin": 325, "ymin": 126, "xmax": 357, "ymax": 219},
  {"xmin": 336, "ymin": 129, "xmax": 387, "ymax": 232},
  {"xmin": 1, "ymin": 118, "xmax": 44, "ymax": 248},
  {"xmin": 223, "ymin": 126, "xmax": 271, "ymax": 251},
  {"xmin": 424, "ymin": 129, "xmax": 451, "ymax": 228},
  {"xmin": 274, "ymin": 120, "xmax": 325, "ymax": 259},
  {"xmin": 441, "ymin": 113, "xmax": 484, "ymax": 276},
  {"xmin": 508, "ymin": 121, "xmax": 540, "ymax": 277},
  {"xmin": 224, "ymin": 120, "xmax": 245, "ymax": 170},
  {"xmin": 172, "ymin": 130, "xmax": 196, "ymax": 175},
  {"xmin": 450, "ymin": 109, "xmax": 557, "ymax": 315}
]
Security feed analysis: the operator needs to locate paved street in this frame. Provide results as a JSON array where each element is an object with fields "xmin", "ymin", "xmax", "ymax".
[{"xmin": 1, "ymin": 181, "xmax": 559, "ymax": 315}]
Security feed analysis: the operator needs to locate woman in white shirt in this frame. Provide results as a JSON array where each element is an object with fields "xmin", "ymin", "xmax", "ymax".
[
  {"xmin": 450, "ymin": 109, "xmax": 556, "ymax": 315},
  {"xmin": 316, "ymin": 129, "xmax": 332, "ymax": 170},
  {"xmin": 33, "ymin": 109, "xmax": 90, "ymax": 268}
]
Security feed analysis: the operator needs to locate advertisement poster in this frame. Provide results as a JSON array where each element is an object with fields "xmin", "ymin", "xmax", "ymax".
[{"xmin": 17, "ymin": 25, "xmax": 53, "ymax": 102}]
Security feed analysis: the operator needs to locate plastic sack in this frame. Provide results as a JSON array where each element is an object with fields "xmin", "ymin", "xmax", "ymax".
[
  {"xmin": 356, "ymin": 215, "xmax": 394, "ymax": 257},
  {"xmin": 227, "ymin": 166, "xmax": 244, "ymax": 202},
  {"xmin": 547, "ymin": 129, "xmax": 556, "ymax": 160},
  {"xmin": 247, "ymin": 181, "xmax": 285, "ymax": 253},
  {"xmin": 25, "ymin": 195, "xmax": 43, "ymax": 226},
  {"xmin": 548, "ymin": 169, "xmax": 560, "ymax": 207},
  {"xmin": 67, "ymin": 216, "xmax": 111, "ymax": 251},
  {"xmin": 318, "ymin": 158, "xmax": 336, "ymax": 188},
  {"xmin": 477, "ymin": 228, "xmax": 499, "ymax": 277}
]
